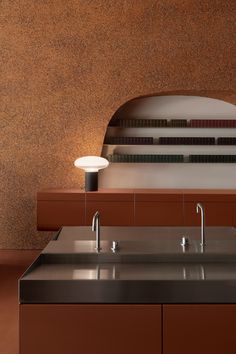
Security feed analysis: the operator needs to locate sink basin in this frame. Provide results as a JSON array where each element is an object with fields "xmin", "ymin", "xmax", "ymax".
[
  {"xmin": 19, "ymin": 226, "xmax": 236, "ymax": 304},
  {"xmin": 41, "ymin": 238, "xmax": 236, "ymax": 263}
]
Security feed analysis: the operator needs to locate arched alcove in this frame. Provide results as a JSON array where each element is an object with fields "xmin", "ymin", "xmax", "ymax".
[{"xmin": 100, "ymin": 94, "xmax": 236, "ymax": 189}]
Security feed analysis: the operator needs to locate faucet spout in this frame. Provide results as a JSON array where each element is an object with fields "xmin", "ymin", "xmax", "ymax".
[
  {"xmin": 196, "ymin": 203, "xmax": 206, "ymax": 246},
  {"xmin": 92, "ymin": 211, "xmax": 101, "ymax": 252}
]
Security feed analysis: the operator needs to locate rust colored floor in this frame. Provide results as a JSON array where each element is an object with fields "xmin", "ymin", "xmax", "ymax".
[{"xmin": 0, "ymin": 250, "xmax": 41, "ymax": 354}]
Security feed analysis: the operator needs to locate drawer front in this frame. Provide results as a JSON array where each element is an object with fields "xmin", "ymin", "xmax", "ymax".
[
  {"xmin": 37, "ymin": 201, "xmax": 85, "ymax": 230},
  {"xmin": 86, "ymin": 201, "xmax": 135, "ymax": 226},
  {"xmin": 135, "ymin": 202, "xmax": 184, "ymax": 226},
  {"xmin": 86, "ymin": 192, "xmax": 134, "ymax": 202},
  {"xmin": 20, "ymin": 304, "xmax": 161, "ymax": 354},
  {"xmin": 135, "ymin": 192, "xmax": 183, "ymax": 202},
  {"xmin": 184, "ymin": 202, "xmax": 234, "ymax": 226},
  {"xmin": 233, "ymin": 207, "xmax": 236, "ymax": 227},
  {"xmin": 163, "ymin": 304, "xmax": 236, "ymax": 354}
]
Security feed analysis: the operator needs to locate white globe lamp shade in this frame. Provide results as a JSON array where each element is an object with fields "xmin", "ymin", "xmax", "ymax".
[{"xmin": 74, "ymin": 156, "xmax": 109, "ymax": 191}]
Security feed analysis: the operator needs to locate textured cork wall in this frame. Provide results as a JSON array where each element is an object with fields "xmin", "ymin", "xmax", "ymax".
[{"xmin": 1, "ymin": 0, "xmax": 235, "ymax": 248}]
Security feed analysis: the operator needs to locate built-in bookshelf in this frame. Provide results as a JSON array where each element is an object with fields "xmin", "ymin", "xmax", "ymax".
[{"xmin": 102, "ymin": 119, "xmax": 236, "ymax": 163}]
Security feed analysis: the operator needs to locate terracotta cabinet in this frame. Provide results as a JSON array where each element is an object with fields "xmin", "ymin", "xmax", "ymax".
[
  {"xmin": 183, "ymin": 193, "xmax": 236, "ymax": 226},
  {"xmin": 135, "ymin": 193, "xmax": 184, "ymax": 226},
  {"xmin": 163, "ymin": 304, "xmax": 236, "ymax": 354},
  {"xmin": 21, "ymin": 303, "xmax": 236, "ymax": 354},
  {"xmin": 233, "ymin": 207, "xmax": 236, "ymax": 227},
  {"xmin": 184, "ymin": 202, "xmax": 234, "ymax": 226},
  {"xmin": 37, "ymin": 190, "xmax": 85, "ymax": 230},
  {"xmin": 20, "ymin": 304, "xmax": 162, "ymax": 354},
  {"xmin": 37, "ymin": 189, "xmax": 236, "ymax": 230},
  {"xmin": 86, "ymin": 192, "xmax": 135, "ymax": 225}
]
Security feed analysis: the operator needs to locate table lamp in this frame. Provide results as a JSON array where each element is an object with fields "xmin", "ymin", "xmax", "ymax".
[{"xmin": 74, "ymin": 156, "xmax": 109, "ymax": 191}]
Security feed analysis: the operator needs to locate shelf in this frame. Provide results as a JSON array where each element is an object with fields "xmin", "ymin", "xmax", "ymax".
[
  {"xmin": 103, "ymin": 144, "xmax": 236, "ymax": 147},
  {"xmin": 110, "ymin": 119, "xmax": 236, "ymax": 129},
  {"xmin": 104, "ymin": 145, "xmax": 236, "ymax": 148},
  {"xmin": 104, "ymin": 119, "xmax": 236, "ymax": 165},
  {"xmin": 107, "ymin": 154, "xmax": 184, "ymax": 163},
  {"xmin": 102, "ymin": 145, "xmax": 236, "ymax": 154},
  {"xmin": 108, "ymin": 125, "xmax": 236, "ymax": 129},
  {"xmin": 107, "ymin": 154, "xmax": 236, "ymax": 163},
  {"xmin": 105, "ymin": 137, "xmax": 218, "ymax": 145},
  {"xmin": 109, "ymin": 126, "xmax": 236, "ymax": 130},
  {"xmin": 106, "ymin": 127, "xmax": 236, "ymax": 140},
  {"xmin": 107, "ymin": 161, "xmax": 236, "ymax": 164}
]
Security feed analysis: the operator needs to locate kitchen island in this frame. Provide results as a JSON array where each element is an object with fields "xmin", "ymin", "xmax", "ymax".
[{"xmin": 20, "ymin": 226, "xmax": 236, "ymax": 354}]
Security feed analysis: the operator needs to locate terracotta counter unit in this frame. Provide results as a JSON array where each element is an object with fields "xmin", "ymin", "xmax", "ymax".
[
  {"xmin": 183, "ymin": 189, "xmax": 236, "ymax": 227},
  {"xmin": 20, "ymin": 226, "xmax": 236, "ymax": 354},
  {"xmin": 37, "ymin": 189, "xmax": 86, "ymax": 230},
  {"xmin": 37, "ymin": 189, "xmax": 236, "ymax": 230},
  {"xmin": 135, "ymin": 190, "xmax": 183, "ymax": 226},
  {"xmin": 86, "ymin": 191, "xmax": 134, "ymax": 226}
]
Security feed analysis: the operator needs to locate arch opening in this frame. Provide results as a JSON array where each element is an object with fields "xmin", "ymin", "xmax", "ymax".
[{"xmin": 100, "ymin": 94, "xmax": 236, "ymax": 189}]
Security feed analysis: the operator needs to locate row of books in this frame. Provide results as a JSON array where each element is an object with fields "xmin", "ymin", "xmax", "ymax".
[
  {"xmin": 104, "ymin": 137, "xmax": 154, "ymax": 145},
  {"xmin": 110, "ymin": 119, "xmax": 236, "ymax": 128},
  {"xmin": 190, "ymin": 120, "xmax": 236, "ymax": 128},
  {"xmin": 111, "ymin": 119, "xmax": 168, "ymax": 127},
  {"xmin": 159, "ymin": 137, "xmax": 236, "ymax": 145},
  {"xmin": 107, "ymin": 154, "xmax": 236, "ymax": 163},
  {"xmin": 104, "ymin": 136, "xmax": 236, "ymax": 145},
  {"xmin": 189, "ymin": 155, "xmax": 236, "ymax": 163},
  {"xmin": 107, "ymin": 154, "xmax": 184, "ymax": 163},
  {"xmin": 218, "ymin": 137, "xmax": 236, "ymax": 145}
]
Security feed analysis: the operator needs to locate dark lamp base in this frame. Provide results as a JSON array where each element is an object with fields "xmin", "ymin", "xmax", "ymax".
[{"xmin": 85, "ymin": 172, "xmax": 98, "ymax": 191}]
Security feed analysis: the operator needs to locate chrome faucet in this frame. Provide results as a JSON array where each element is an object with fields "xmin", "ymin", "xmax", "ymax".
[
  {"xmin": 196, "ymin": 203, "xmax": 206, "ymax": 246},
  {"xmin": 92, "ymin": 211, "xmax": 101, "ymax": 252}
]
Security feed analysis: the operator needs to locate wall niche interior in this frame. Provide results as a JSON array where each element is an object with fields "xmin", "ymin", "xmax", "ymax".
[{"xmin": 100, "ymin": 95, "xmax": 236, "ymax": 189}]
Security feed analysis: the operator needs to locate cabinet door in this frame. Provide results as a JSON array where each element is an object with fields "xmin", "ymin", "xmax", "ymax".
[
  {"xmin": 163, "ymin": 304, "xmax": 236, "ymax": 354},
  {"xmin": 233, "ymin": 207, "xmax": 236, "ymax": 227},
  {"xmin": 20, "ymin": 304, "xmax": 161, "ymax": 354},
  {"xmin": 135, "ymin": 202, "xmax": 183, "ymax": 226},
  {"xmin": 86, "ymin": 193, "xmax": 134, "ymax": 225},
  {"xmin": 184, "ymin": 202, "xmax": 234, "ymax": 226},
  {"xmin": 135, "ymin": 193, "xmax": 184, "ymax": 226},
  {"xmin": 37, "ymin": 201, "xmax": 85, "ymax": 230}
]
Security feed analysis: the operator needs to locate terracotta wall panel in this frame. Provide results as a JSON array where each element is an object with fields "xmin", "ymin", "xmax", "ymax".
[{"xmin": 1, "ymin": 0, "xmax": 235, "ymax": 247}]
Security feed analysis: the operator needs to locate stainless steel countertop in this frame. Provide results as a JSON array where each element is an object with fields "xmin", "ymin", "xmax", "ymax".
[
  {"xmin": 22, "ymin": 262, "xmax": 236, "ymax": 281},
  {"xmin": 19, "ymin": 226, "xmax": 236, "ymax": 304},
  {"xmin": 56, "ymin": 226, "xmax": 236, "ymax": 242}
]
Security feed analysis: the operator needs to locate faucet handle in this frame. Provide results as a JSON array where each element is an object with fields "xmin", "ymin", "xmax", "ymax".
[
  {"xmin": 92, "ymin": 211, "xmax": 100, "ymax": 231},
  {"xmin": 196, "ymin": 202, "xmax": 204, "ymax": 213},
  {"xmin": 111, "ymin": 241, "xmax": 119, "ymax": 253},
  {"xmin": 180, "ymin": 236, "xmax": 189, "ymax": 247}
]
